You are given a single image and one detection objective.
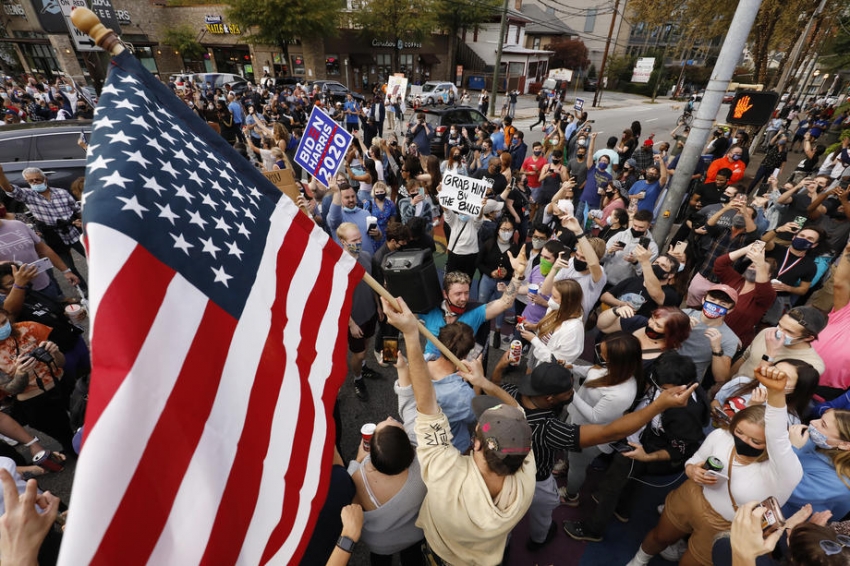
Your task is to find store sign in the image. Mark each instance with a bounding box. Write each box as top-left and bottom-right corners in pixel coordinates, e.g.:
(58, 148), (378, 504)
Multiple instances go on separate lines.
(88, 0), (121, 33)
(1, 2), (25, 17)
(116, 9), (130, 24)
(204, 14), (241, 34)
(631, 57), (654, 84)
(371, 39), (422, 50)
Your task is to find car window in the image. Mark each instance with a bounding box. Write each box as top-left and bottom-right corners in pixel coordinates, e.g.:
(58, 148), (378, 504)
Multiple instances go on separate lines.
(32, 133), (86, 161)
(423, 114), (440, 127)
(467, 110), (487, 125)
(421, 84), (435, 93)
(0, 136), (30, 163)
(447, 110), (471, 124)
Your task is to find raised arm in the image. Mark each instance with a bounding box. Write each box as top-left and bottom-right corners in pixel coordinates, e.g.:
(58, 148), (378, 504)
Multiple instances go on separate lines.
(484, 247), (527, 320)
(833, 241), (850, 312)
(382, 297), (437, 414)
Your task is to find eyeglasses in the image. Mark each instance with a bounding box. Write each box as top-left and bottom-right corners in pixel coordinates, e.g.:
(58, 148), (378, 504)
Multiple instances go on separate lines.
(820, 535), (850, 555)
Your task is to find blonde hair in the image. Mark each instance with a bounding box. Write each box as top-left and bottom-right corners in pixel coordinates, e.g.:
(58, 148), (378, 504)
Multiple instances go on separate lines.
(336, 222), (359, 242)
(537, 279), (583, 339)
(822, 410), (850, 488)
(372, 181), (388, 196)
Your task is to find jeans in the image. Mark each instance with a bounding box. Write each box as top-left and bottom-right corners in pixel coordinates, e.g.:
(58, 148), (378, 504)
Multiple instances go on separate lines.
(478, 274), (507, 331)
(528, 475), (561, 542)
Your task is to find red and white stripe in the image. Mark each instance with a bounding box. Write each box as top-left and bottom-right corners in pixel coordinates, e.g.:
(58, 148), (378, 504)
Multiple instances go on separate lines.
(58, 200), (360, 565)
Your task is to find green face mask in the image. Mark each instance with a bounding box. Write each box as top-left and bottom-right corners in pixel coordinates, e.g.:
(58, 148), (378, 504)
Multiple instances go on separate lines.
(539, 258), (554, 275)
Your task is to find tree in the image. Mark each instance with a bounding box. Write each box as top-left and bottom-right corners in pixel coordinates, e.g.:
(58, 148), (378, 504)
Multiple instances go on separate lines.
(225, 0), (345, 79)
(433, 0), (501, 81)
(354, 0), (436, 73)
(546, 38), (590, 72)
(161, 25), (206, 71)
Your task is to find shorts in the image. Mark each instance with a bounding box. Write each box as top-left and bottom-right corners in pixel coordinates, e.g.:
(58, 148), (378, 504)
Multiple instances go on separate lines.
(663, 479), (731, 566)
(348, 315), (377, 353)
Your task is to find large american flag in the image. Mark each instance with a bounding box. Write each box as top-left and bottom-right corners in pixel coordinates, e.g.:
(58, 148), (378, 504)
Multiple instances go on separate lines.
(58, 51), (363, 565)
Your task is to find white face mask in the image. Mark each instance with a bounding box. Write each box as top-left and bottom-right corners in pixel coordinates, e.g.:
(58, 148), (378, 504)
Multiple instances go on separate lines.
(547, 298), (560, 311)
(498, 230), (513, 241)
(606, 215), (614, 226)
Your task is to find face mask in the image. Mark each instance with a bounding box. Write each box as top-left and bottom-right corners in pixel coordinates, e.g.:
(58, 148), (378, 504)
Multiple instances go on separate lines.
(531, 237), (545, 250)
(444, 299), (465, 315)
(511, 138), (519, 145)
(578, 139), (587, 147)
(719, 194), (731, 204)
(533, 149), (542, 156)
(598, 162), (609, 171)
(606, 215), (614, 226)
(808, 425), (835, 449)
(0, 322), (10, 341)
(651, 264), (668, 280)
(374, 193), (386, 201)
(733, 434), (765, 458)
(550, 139), (560, 145)
(645, 327), (665, 341)
(576, 153), (586, 160)
(450, 129), (457, 135)
(458, 214), (470, 223)
(775, 328), (799, 347)
(572, 258), (588, 272)
(498, 230), (513, 241)
(547, 298), (560, 311)
(630, 228), (645, 238)
(345, 242), (362, 256)
(791, 237), (814, 251)
(743, 268), (757, 283)
(778, 140), (786, 146)
(539, 258), (554, 275)
(342, 204), (358, 213)
(731, 154), (742, 161)
(731, 215), (747, 228)
(703, 300), (728, 319)
(31, 183), (47, 192)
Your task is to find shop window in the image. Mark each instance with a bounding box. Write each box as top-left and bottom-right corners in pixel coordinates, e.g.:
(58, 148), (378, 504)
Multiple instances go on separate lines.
(326, 55), (341, 76)
(584, 8), (596, 33)
(399, 54), (413, 75)
(509, 62), (524, 77)
(376, 53), (391, 83)
(291, 54), (306, 76)
(532, 37), (540, 50)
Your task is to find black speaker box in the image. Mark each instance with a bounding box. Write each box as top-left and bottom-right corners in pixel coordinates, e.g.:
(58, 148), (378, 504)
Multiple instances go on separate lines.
(382, 249), (442, 314)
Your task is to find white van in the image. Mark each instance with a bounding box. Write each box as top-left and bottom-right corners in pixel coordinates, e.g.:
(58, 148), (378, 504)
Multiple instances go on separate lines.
(193, 73), (247, 91)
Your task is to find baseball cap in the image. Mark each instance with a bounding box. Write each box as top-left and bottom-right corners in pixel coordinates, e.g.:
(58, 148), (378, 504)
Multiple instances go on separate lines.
(787, 306), (828, 338)
(625, 158), (637, 169)
(707, 284), (738, 306)
(643, 139), (654, 147)
(471, 396), (532, 459)
(483, 200), (504, 216)
(518, 362), (573, 396)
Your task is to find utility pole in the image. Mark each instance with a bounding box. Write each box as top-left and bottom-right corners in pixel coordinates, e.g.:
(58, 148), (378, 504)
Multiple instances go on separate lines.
(489, 0), (510, 118)
(592, 0), (619, 108)
(651, 34), (670, 103)
(652, 0), (764, 247)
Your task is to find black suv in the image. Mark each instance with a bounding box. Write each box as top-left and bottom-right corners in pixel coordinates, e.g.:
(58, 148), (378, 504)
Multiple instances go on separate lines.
(0, 121), (91, 194)
(309, 80), (366, 105)
(413, 106), (492, 157)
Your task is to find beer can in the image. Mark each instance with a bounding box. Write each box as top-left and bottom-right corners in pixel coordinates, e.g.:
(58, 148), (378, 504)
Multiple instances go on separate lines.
(32, 450), (64, 473)
(508, 340), (523, 366)
(703, 456), (723, 473)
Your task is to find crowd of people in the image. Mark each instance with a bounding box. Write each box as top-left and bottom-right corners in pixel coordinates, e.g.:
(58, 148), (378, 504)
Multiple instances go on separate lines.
(3, 71), (850, 565)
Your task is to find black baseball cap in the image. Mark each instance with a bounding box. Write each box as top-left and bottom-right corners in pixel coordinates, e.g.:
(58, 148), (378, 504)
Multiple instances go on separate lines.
(517, 362), (573, 396)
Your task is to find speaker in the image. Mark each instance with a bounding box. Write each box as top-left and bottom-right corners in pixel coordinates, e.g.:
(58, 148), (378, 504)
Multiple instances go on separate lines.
(383, 249), (442, 314)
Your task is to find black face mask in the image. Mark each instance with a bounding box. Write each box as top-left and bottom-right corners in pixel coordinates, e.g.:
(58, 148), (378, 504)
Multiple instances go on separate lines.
(651, 264), (668, 280)
(573, 258), (588, 272)
(734, 434), (764, 458)
(630, 228), (646, 238)
(719, 194), (731, 204)
(645, 327), (665, 341)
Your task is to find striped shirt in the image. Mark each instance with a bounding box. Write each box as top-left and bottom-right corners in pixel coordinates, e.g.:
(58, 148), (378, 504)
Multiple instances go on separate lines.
(503, 384), (580, 481)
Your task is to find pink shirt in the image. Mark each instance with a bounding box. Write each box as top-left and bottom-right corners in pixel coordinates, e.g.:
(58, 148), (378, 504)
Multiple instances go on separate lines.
(813, 302), (850, 390)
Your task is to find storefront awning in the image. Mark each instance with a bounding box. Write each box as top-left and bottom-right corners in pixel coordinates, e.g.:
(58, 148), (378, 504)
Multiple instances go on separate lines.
(419, 53), (441, 65)
(350, 53), (374, 66)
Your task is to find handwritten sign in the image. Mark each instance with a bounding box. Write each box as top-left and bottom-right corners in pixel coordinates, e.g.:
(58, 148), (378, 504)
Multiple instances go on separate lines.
(294, 106), (353, 188)
(438, 171), (487, 216)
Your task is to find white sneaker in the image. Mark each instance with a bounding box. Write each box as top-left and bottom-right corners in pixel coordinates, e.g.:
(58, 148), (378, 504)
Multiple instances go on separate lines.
(374, 350), (388, 367)
(660, 539), (688, 562)
(552, 458), (567, 477)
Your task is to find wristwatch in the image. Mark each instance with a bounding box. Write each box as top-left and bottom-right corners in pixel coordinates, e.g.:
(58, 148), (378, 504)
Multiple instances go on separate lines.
(336, 535), (357, 553)
(762, 354), (775, 363)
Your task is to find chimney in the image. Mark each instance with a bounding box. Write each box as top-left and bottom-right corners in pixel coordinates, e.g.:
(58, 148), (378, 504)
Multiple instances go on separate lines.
(515, 0), (522, 11)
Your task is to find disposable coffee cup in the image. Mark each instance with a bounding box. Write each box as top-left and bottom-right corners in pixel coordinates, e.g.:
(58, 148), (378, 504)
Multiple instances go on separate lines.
(361, 423), (377, 452)
(64, 303), (86, 323)
(366, 215), (378, 231)
(528, 284), (539, 295)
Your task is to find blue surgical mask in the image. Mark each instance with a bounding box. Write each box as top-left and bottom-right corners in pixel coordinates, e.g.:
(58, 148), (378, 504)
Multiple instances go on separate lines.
(458, 214), (471, 223)
(808, 425), (835, 449)
(598, 162), (609, 171)
(342, 205), (358, 213)
(774, 329), (796, 347)
(0, 322), (11, 340)
(731, 154), (742, 161)
(31, 183), (47, 192)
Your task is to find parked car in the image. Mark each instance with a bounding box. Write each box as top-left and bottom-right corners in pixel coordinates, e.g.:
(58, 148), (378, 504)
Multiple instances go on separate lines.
(540, 78), (568, 99)
(408, 81), (459, 106)
(583, 78), (598, 91)
(413, 106), (492, 157)
(0, 122), (91, 211)
(309, 80), (365, 104)
(722, 91), (735, 104)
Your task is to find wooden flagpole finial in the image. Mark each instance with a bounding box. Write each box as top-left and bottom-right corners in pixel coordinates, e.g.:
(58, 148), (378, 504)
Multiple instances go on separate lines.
(70, 7), (125, 56)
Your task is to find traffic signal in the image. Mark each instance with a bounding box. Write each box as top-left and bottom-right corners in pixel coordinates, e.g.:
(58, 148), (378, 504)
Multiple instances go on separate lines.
(725, 91), (779, 126)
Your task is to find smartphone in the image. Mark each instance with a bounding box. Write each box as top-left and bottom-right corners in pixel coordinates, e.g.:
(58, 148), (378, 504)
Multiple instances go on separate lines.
(794, 216), (807, 229)
(705, 469), (729, 480)
(758, 496), (786, 536)
(638, 236), (651, 249)
(751, 240), (765, 253)
(382, 338), (399, 365)
(418, 187), (425, 198)
(711, 406), (732, 426)
(771, 168), (780, 179)
(673, 241), (688, 254)
(608, 439), (634, 453)
(28, 257), (52, 275)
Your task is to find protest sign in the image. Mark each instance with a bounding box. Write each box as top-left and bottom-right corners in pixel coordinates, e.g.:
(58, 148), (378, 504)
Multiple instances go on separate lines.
(294, 106), (354, 188)
(438, 171), (487, 216)
(387, 75), (408, 102)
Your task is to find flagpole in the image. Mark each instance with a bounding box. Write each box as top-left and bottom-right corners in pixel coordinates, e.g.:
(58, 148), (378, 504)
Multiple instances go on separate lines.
(72, 7), (469, 372)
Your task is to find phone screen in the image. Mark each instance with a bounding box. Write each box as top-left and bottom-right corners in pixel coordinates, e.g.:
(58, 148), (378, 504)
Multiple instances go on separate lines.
(382, 338), (399, 364)
(639, 237), (651, 249)
(608, 439), (634, 453)
(29, 257), (52, 275)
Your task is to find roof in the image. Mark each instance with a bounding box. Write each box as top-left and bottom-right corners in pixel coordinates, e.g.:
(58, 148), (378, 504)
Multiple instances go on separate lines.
(521, 4), (577, 35)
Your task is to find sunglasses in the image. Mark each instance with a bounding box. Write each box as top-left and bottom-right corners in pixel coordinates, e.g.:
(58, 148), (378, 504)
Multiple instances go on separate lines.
(820, 535), (850, 555)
